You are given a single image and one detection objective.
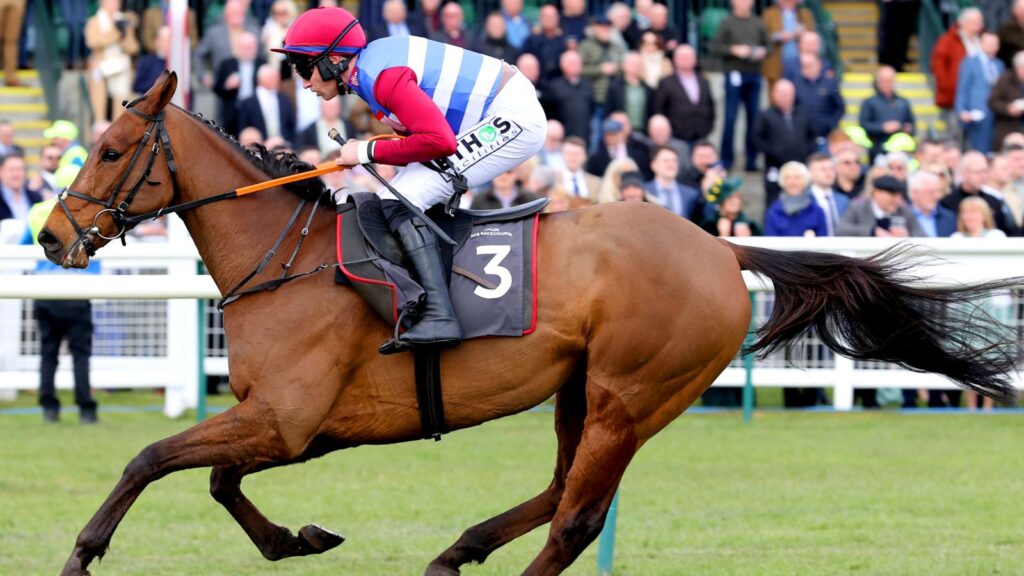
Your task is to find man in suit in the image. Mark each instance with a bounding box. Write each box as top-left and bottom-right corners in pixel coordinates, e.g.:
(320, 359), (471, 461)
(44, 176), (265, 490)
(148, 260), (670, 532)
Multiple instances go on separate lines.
(836, 175), (925, 237)
(294, 97), (355, 159)
(368, 0), (427, 40)
(653, 44), (714, 146)
(645, 146), (702, 221)
(957, 32), (1005, 154)
(193, 0), (260, 91)
(236, 63), (296, 144)
(470, 167), (539, 210)
(587, 113), (651, 178)
(546, 50), (594, 144)
(910, 169), (958, 237)
(806, 153), (850, 236)
(0, 154), (42, 238)
(560, 136), (602, 203)
(752, 79), (815, 207)
(942, 151), (1020, 235)
(213, 31), (264, 137)
(522, 5), (568, 82)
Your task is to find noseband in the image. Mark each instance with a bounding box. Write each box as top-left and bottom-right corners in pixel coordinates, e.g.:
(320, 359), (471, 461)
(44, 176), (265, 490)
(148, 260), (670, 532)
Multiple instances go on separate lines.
(56, 101), (179, 257)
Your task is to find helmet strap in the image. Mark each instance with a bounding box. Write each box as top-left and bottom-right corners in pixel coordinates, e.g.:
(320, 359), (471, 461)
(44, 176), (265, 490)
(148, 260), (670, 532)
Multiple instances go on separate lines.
(310, 18), (360, 94)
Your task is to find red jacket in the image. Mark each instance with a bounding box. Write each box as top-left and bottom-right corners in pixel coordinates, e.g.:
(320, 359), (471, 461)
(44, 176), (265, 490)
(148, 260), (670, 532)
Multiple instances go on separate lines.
(931, 25), (968, 108)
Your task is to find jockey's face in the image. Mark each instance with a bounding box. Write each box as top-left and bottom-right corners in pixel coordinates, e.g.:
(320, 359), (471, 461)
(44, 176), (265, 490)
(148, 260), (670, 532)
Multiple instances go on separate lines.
(302, 54), (354, 101)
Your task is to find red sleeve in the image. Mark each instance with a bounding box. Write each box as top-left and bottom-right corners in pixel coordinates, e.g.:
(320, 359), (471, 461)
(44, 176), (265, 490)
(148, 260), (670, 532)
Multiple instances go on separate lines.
(369, 66), (457, 165)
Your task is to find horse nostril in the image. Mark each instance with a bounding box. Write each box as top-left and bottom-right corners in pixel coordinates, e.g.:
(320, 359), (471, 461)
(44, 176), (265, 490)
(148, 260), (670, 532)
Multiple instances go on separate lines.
(37, 228), (62, 252)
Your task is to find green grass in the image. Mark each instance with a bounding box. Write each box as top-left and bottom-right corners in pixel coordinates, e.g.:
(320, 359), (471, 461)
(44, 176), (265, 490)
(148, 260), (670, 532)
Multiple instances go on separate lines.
(2, 401), (1023, 575)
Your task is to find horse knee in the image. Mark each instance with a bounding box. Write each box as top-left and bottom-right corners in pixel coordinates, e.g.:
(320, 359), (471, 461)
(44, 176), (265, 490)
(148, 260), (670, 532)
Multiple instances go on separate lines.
(121, 444), (161, 485)
(209, 467), (239, 504)
(551, 508), (607, 557)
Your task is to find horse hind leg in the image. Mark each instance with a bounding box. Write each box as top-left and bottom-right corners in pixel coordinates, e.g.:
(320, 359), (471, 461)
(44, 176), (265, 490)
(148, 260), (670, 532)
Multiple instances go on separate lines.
(424, 369), (588, 576)
(209, 439), (345, 562)
(59, 399), (311, 576)
(521, 382), (639, 576)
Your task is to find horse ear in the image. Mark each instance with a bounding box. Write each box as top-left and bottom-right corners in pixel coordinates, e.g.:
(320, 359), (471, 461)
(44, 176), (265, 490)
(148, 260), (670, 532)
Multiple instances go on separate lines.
(139, 70), (178, 114)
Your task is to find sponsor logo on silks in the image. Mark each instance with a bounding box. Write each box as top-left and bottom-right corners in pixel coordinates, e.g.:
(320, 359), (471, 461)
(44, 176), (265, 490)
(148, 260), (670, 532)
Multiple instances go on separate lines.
(470, 226), (514, 239)
(375, 111), (408, 132)
(448, 116), (523, 174)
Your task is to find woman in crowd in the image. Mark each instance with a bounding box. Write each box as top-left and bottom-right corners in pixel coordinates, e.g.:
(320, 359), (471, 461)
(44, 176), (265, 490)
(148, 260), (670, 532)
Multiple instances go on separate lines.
(701, 176), (759, 237)
(952, 196), (1007, 238)
(598, 157), (642, 203)
(637, 30), (671, 89)
(86, 0), (139, 123)
(764, 161), (828, 236)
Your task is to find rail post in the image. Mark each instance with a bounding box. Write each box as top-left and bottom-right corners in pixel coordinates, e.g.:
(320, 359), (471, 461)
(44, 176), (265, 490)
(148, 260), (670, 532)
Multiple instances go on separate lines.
(596, 490), (620, 575)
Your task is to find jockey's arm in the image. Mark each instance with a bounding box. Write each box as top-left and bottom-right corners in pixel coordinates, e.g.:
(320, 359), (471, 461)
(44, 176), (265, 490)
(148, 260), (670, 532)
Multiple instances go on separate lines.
(355, 67), (458, 166)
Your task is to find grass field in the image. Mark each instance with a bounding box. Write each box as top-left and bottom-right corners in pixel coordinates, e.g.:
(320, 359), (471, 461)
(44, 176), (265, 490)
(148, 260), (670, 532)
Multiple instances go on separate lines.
(2, 392), (1024, 575)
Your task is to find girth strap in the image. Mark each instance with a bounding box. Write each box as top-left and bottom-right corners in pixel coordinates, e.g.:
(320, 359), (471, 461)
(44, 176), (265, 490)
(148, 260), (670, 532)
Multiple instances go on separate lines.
(414, 348), (447, 441)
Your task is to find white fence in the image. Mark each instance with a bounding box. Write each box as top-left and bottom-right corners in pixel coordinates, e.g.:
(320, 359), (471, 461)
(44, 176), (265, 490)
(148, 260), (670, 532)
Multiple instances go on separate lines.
(2, 232), (1023, 417)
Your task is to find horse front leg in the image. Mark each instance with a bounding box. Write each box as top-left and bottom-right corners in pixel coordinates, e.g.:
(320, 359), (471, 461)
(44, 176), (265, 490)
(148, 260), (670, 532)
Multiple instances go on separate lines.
(209, 438), (345, 561)
(60, 399), (303, 576)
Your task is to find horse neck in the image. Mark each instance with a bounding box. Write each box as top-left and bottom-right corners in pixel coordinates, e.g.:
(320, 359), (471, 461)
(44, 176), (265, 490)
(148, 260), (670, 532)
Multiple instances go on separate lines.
(166, 110), (308, 295)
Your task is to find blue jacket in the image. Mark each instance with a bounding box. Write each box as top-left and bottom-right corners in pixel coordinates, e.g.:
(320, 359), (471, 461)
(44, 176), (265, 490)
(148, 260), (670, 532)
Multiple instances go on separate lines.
(764, 199), (829, 237)
(789, 72), (846, 139)
(956, 54), (1004, 116)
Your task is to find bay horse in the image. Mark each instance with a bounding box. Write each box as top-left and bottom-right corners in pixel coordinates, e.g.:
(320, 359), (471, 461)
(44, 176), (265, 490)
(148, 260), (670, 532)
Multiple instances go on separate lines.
(39, 72), (1020, 576)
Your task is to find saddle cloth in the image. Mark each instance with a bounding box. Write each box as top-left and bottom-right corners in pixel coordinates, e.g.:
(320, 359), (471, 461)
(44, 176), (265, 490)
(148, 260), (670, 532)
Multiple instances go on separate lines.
(335, 192), (544, 339)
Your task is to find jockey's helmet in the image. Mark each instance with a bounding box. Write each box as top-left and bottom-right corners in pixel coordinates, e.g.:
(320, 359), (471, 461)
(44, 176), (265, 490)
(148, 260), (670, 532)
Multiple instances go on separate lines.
(272, 7), (366, 82)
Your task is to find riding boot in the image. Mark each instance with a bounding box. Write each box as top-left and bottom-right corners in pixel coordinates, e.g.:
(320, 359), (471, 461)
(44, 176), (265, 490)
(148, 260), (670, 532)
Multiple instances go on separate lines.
(385, 216), (462, 352)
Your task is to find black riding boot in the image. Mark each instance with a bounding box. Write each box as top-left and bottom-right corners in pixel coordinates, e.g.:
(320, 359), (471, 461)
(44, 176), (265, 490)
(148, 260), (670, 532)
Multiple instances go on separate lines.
(383, 212), (463, 352)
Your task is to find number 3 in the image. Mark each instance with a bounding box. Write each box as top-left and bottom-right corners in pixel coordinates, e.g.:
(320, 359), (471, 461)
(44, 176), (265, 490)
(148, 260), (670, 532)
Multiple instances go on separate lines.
(474, 245), (512, 299)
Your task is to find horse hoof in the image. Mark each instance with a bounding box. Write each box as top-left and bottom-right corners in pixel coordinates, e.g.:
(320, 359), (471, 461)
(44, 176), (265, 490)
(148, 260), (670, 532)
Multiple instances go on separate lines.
(423, 563), (460, 576)
(297, 524), (345, 553)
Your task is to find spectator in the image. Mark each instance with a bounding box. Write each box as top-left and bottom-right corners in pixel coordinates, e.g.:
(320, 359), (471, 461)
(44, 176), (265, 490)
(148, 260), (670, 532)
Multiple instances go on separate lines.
(261, 0), (296, 78)
(580, 16), (624, 128)
(237, 63), (295, 144)
(0, 154), (40, 227)
(915, 137), (944, 167)
(782, 30), (834, 79)
(607, 2), (641, 50)
(545, 187), (575, 212)
(714, 0), (769, 171)
(807, 153), (849, 236)
(988, 52), (1024, 150)
(134, 25), (169, 95)
(941, 137), (963, 175)
(702, 176), (759, 237)
(294, 97), (354, 158)
(832, 143), (867, 198)
(471, 167), (539, 210)
(605, 52), (653, 133)
(29, 144), (61, 196)
(884, 151), (911, 183)
(637, 32), (670, 88)
(997, 0), (1024, 67)
(193, 0), (260, 91)
(59, 0), (89, 69)
(753, 79), (815, 207)
(879, 0), (919, 71)
(546, 50), (594, 143)
(561, 0), (589, 46)
(952, 195), (1008, 237)
(988, 153), (1022, 224)
(910, 169), (958, 237)
(0, 0), (22, 86)
(933, 8), (985, 137)
(647, 3), (680, 53)
(679, 139), (726, 192)
(942, 151), (1020, 235)
(473, 11), (519, 62)
(619, 171), (656, 202)
(539, 119), (566, 171)
(597, 158), (641, 203)
(837, 174), (925, 236)
(45, 120), (88, 172)
(654, 44), (715, 147)
(957, 32), (1004, 154)
(522, 5), (567, 82)
(765, 161), (828, 237)
(645, 146), (702, 221)
(416, 0), (443, 37)
(643, 114), (689, 180)
(560, 136), (602, 201)
(762, 0), (815, 89)
(238, 126), (263, 148)
(433, 2), (468, 48)
(0, 118), (21, 157)
(790, 52), (845, 151)
(634, 0), (655, 29)
(997, 147), (1024, 226)
(213, 31), (263, 137)
(859, 65), (916, 159)
(86, 0), (139, 123)
(502, 0), (531, 50)
(142, 0), (197, 55)
(369, 0), (426, 40)
(587, 113), (650, 178)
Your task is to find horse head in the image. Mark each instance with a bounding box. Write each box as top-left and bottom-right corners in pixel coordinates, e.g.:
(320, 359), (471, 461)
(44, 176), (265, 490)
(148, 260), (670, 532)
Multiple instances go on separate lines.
(39, 70), (179, 268)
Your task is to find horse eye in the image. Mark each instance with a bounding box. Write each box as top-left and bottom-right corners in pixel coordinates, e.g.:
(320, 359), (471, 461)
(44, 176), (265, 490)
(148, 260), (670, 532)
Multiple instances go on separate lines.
(102, 149), (121, 162)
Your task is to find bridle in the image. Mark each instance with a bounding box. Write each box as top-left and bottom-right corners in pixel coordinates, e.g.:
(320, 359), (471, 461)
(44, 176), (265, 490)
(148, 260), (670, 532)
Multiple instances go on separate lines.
(56, 98), (179, 258)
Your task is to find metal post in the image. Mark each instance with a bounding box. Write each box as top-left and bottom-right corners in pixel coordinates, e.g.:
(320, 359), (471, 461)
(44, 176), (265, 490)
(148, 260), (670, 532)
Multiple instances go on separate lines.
(196, 297), (207, 422)
(742, 291), (756, 424)
(596, 490), (620, 575)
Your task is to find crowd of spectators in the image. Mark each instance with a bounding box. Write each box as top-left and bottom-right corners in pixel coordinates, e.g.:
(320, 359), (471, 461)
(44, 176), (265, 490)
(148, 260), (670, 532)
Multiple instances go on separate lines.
(1, 0), (1023, 412)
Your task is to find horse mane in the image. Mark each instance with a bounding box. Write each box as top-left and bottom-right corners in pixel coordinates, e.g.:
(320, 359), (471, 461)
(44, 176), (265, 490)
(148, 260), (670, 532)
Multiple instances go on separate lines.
(171, 105), (328, 203)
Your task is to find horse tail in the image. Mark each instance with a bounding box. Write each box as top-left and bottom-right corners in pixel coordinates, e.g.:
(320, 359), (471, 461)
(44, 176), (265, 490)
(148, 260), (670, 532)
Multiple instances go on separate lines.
(726, 242), (1022, 402)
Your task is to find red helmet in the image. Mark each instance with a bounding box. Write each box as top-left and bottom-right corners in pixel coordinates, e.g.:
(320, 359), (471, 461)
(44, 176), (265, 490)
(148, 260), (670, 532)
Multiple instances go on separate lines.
(271, 7), (366, 58)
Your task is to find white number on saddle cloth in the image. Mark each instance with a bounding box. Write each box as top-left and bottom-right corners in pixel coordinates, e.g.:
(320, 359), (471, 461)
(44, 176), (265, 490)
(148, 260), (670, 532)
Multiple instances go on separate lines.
(474, 244), (512, 299)
(444, 115), (524, 176)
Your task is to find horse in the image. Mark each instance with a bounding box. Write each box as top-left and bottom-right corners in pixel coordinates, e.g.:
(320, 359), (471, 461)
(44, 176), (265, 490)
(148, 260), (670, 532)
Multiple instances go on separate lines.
(39, 72), (1021, 576)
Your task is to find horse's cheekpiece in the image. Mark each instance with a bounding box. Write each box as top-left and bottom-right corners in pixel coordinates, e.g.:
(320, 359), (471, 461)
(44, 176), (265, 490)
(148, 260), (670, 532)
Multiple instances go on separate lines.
(336, 193), (543, 341)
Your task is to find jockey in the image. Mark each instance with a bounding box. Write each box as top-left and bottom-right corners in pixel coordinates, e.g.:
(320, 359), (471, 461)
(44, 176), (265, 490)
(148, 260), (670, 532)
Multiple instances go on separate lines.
(273, 7), (547, 353)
